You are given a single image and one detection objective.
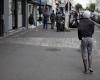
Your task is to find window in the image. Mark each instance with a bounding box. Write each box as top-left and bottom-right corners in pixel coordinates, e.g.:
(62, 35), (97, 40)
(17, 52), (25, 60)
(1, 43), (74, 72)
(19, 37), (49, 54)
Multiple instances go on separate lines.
(9, 0), (13, 15)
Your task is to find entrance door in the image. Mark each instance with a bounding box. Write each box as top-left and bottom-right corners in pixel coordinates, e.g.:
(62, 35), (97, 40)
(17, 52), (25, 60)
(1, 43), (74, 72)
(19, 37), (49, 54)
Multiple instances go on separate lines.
(0, 0), (4, 36)
(12, 0), (18, 29)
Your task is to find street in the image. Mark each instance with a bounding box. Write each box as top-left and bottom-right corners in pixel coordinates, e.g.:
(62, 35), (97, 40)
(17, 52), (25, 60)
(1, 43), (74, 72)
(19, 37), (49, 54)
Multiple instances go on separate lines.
(0, 25), (100, 80)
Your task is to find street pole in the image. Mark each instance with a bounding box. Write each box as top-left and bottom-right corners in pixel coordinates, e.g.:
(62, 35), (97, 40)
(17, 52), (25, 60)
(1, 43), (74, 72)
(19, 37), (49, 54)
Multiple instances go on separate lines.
(26, 0), (28, 29)
(39, 0), (41, 22)
(52, 0), (53, 10)
(65, 0), (70, 30)
(68, 0), (69, 28)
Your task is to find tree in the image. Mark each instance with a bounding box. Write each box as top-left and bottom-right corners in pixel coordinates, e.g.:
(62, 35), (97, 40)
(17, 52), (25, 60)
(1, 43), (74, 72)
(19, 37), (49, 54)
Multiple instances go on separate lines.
(75, 3), (82, 11)
(96, 0), (99, 3)
(88, 3), (95, 12)
(86, 7), (89, 10)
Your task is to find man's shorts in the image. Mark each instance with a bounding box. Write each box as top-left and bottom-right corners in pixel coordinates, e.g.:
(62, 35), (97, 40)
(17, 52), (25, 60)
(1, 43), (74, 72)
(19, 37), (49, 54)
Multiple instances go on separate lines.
(81, 37), (93, 59)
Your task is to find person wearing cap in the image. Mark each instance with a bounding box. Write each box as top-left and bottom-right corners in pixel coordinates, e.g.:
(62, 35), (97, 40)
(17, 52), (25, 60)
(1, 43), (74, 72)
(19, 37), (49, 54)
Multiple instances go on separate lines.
(78, 10), (95, 73)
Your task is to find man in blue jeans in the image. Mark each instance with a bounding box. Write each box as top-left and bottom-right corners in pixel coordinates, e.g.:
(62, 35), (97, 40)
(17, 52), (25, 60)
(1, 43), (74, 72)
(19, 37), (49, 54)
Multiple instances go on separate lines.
(43, 4), (49, 30)
(43, 14), (48, 30)
(78, 11), (94, 74)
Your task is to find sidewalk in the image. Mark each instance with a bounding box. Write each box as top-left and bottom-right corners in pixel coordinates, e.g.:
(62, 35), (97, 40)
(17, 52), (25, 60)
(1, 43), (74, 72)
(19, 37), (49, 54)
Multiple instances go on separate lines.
(0, 25), (100, 80)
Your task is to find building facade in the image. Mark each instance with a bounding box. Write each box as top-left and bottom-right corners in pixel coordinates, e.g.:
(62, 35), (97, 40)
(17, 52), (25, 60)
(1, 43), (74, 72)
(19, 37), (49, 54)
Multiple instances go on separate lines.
(0, 0), (28, 36)
(0, 0), (54, 36)
(27, 0), (53, 26)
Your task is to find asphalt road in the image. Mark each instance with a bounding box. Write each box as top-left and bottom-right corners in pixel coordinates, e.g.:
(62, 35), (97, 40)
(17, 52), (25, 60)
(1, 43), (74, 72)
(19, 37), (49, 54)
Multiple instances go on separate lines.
(0, 25), (100, 80)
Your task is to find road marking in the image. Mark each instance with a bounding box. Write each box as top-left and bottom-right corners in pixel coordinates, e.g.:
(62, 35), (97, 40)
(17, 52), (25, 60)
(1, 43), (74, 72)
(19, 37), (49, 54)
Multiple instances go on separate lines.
(6, 37), (81, 49)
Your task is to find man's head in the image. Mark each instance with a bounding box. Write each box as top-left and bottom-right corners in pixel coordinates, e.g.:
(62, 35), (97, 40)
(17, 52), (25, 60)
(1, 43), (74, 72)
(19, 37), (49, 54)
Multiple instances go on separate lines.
(83, 10), (91, 18)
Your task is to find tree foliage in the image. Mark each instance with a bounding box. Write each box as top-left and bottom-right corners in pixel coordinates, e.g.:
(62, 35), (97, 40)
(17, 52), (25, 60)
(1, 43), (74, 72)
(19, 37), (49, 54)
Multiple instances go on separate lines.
(75, 3), (82, 11)
(88, 3), (95, 12)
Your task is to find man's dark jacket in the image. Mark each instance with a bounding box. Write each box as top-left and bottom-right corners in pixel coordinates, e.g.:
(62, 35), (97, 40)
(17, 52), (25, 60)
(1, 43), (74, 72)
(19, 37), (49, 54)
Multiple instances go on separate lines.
(78, 18), (94, 40)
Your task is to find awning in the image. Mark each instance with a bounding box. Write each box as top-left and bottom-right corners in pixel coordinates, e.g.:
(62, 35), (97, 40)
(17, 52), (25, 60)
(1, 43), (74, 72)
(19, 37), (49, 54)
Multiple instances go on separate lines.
(27, 0), (52, 7)
(27, 0), (39, 5)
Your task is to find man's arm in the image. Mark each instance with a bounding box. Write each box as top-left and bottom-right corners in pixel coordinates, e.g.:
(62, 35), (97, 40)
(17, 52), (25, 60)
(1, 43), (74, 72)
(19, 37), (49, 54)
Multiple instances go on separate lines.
(91, 23), (94, 35)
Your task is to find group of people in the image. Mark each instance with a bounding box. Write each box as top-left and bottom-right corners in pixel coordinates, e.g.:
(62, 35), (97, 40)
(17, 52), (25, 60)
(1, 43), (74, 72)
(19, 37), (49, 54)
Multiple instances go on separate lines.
(29, 7), (95, 74)
(55, 9), (65, 32)
(43, 8), (65, 32)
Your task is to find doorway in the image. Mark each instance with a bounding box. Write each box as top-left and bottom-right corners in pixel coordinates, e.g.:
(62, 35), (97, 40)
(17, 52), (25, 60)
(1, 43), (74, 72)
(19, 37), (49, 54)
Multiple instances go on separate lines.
(0, 0), (4, 36)
(12, 0), (18, 29)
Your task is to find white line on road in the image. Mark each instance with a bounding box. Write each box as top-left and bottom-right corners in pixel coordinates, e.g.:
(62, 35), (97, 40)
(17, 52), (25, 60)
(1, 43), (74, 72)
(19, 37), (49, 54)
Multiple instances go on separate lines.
(6, 37), (81, 49)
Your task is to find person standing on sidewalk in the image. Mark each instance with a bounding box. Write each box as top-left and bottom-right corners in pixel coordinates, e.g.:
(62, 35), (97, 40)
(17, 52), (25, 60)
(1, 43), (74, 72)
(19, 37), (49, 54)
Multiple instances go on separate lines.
(28, 14), (35, 30)
(29, 14), (34, 25)
(60, 11), (65, 31)
(78, 11), (95, 74)
(50, 10), (55, 29)
(56, 11), (62, 32)
(43, 4), (49, 30)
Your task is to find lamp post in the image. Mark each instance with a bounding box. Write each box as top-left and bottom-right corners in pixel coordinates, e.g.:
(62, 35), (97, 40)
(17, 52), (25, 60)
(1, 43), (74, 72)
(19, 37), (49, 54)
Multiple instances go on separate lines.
(65, 0), (72, 29)
(68, 0), (70, 28)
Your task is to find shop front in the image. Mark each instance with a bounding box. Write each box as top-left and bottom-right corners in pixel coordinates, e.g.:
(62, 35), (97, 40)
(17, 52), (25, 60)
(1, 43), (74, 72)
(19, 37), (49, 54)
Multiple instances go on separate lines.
(2, 0), (27, 36)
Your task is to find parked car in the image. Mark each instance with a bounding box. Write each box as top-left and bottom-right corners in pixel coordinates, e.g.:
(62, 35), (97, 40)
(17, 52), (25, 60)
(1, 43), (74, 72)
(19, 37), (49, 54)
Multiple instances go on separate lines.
(90, 12), (99, 23)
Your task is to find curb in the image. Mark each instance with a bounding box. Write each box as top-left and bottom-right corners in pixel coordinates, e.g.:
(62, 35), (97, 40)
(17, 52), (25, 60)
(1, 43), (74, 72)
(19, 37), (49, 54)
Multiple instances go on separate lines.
(0, 27), (27, 39)
(0, 25), (42, 39)
(64, 28), (77, 32)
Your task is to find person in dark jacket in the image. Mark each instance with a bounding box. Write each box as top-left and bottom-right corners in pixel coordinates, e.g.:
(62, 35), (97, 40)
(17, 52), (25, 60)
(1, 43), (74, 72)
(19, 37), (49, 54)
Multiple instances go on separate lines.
(29, 14), (34, 25)
(56, 11), (62, 32)
(50, 10), (55, 29)
(60, 11), (65, 31)
(78, 11), (94, 74)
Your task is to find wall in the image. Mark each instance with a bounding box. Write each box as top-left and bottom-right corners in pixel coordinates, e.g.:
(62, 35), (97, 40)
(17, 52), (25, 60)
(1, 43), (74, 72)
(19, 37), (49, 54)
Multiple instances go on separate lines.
(4, 0), (9, 32)
(4, 0), (23, 32)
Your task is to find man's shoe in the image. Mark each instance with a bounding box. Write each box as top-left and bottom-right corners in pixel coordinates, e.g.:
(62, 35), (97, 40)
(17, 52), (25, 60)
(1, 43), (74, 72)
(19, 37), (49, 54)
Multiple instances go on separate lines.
(83, 70), (88, 74)
(89, 68), (93, 73)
